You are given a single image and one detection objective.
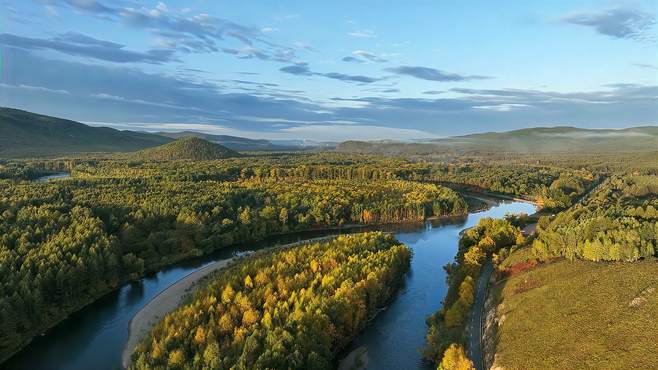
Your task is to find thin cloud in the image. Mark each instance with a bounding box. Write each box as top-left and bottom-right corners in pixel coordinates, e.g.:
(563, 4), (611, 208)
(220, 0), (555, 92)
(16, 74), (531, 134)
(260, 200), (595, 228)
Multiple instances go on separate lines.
(347, 29), (376, 38)
(385, 65), (491, 81)
(344, 50), (388, 63)
(0, 82), (70, 95)
(0, 32), (176, 64)
(633, 63), (658, 70)
(44, 0), (300, 63)
(561, 8), (656, 42)
(342, 56), (363, 63)
(279, 64), (383, 84)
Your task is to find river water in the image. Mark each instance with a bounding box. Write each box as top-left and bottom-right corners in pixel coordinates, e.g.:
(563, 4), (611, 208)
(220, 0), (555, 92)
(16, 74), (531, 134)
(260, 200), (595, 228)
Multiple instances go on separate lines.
(3, 200), (535, 370)
(35, 172), (71, 182)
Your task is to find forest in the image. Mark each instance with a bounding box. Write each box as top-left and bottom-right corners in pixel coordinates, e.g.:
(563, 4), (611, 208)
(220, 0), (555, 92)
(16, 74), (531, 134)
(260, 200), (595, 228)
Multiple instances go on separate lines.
(532, 175), (658, 262)
(0, 156), (465, 362)
(0, 151), (603, 364)
(129, 233), (411, 369)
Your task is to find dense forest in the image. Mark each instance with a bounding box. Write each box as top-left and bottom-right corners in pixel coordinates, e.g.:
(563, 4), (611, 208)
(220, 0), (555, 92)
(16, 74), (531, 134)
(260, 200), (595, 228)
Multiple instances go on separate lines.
(0, 150), (602, 363)
(532, 175), (658, 262)
(130, 233), (411, 369)
(134, 137), (241, 161)
(423, 218), (524, 366)
(0, 156), (465, 362)
(2, 151), (595, 210)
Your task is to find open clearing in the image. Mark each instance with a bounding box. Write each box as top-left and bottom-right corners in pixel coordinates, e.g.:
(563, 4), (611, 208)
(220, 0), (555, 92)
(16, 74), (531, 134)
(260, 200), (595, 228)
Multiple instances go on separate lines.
(489, 252), (658, 370)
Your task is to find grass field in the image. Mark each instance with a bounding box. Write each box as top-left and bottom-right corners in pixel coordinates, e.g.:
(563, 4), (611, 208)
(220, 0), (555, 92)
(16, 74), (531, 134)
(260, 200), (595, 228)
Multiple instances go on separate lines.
(488, 250), (658, 370)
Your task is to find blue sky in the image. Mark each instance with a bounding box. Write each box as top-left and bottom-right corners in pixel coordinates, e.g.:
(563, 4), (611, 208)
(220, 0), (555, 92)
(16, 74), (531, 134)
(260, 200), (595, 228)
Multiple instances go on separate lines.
(1, 0), (657, 140)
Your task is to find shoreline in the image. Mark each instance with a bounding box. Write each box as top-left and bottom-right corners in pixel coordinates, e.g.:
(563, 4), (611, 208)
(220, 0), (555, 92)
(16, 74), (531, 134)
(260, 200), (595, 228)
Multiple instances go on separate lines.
(4, 190), (493, 367)
(121, 258), (234, 369)
(121, 235), (342, 369)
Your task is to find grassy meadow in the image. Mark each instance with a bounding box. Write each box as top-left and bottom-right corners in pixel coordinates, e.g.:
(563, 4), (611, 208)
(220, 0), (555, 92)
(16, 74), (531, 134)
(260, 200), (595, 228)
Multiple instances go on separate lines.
(489, 251), (658, 370)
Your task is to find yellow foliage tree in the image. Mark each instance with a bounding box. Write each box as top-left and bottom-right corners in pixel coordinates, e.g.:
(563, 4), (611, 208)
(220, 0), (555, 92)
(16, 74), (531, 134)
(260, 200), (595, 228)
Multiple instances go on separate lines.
(167, 349), (185, 367)
(458, 276), (475, 307)
(244, 275), (254, 289)
(194, 326), (206, 344)
(221, 285), (235, 303)
(242, 308), (260, 326)
(439, 344), (475, 370)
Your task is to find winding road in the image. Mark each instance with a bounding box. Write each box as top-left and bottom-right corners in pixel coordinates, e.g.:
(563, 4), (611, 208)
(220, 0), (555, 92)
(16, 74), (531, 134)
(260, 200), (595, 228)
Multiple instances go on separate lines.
(467, 258), (493, 370)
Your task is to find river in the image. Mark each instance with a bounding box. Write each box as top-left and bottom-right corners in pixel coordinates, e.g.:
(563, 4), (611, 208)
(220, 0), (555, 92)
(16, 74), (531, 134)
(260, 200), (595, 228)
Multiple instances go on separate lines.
(35, 172), (71, 182)
(3, 200), (535, 370)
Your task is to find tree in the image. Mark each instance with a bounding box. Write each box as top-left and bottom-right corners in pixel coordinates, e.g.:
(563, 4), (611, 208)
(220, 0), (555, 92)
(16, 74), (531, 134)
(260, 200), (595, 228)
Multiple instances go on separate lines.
(439, 344), (475, 370)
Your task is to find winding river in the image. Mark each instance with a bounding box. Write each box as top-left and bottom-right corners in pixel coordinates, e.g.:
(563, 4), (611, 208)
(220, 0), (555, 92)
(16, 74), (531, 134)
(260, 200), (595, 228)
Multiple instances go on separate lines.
(3, 199), (535, 370)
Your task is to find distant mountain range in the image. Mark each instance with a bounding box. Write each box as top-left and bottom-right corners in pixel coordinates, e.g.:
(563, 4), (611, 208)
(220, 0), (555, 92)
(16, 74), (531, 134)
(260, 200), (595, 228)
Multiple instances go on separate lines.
(337, 126), (658, 154)
(0, 108), (329, 157)
(1, 108), (656, 157)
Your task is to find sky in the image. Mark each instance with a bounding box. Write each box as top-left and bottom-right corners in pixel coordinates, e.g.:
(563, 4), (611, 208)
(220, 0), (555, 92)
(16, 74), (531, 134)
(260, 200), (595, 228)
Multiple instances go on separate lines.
(1, 0), (657, 141)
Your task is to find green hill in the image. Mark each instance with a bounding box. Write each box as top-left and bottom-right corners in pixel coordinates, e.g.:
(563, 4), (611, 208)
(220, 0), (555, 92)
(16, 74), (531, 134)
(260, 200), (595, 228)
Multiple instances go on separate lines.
(134, 137), (241, 160)
(156, 131), (283, 151)
(336, 126), (658, 154)
(0, 108), (172, 158)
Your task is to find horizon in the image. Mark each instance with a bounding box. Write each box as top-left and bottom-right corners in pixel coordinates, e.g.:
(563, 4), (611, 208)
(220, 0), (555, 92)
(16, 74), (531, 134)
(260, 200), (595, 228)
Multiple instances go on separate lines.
(1, 1), (657, 141)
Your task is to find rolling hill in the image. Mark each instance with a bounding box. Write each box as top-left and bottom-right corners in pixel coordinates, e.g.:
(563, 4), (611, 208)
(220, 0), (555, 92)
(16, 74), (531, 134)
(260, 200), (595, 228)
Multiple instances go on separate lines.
(156, 131), (280, 151)
(437, 126), (658, 152)
(0, 108), (172, 157)
(134, 137), (241, 161)
(336, 126), (658, 154)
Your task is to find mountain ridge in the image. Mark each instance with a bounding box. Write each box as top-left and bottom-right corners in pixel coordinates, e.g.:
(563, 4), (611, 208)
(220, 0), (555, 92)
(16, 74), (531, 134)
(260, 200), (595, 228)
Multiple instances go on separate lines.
(337, 125), (658, 154)
(0, 107), (172, 157)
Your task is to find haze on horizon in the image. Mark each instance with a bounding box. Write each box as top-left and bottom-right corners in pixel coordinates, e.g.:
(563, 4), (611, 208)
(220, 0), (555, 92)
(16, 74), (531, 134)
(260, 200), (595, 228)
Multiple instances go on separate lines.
(1, 0), (657, 141)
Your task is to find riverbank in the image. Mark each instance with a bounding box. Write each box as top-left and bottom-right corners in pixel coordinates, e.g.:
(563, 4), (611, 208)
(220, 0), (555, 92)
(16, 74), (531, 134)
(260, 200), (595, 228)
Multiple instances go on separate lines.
(121, 235), (342, 369)
(121, 258), (233, 368)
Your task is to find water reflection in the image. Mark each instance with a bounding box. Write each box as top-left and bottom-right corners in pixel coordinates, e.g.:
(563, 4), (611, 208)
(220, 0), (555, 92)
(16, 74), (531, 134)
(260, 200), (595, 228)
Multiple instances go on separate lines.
(342, 200), (536, 370)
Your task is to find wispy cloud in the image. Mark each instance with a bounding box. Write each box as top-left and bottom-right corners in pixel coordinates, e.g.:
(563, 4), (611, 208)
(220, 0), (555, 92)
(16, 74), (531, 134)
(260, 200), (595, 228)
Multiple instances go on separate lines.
(279, 64), (383, 83)
(473, 103), (530, 112)
(342, 50), (388, 63)
(633, 63), (658, 70)
(0, 82), (70, 94)
(385, 65), (491, 81)
(0, 32), (176, 64)
(347, 29), (376, 38)
(561, 7), (656, 42)
(42, 0), (299, 62)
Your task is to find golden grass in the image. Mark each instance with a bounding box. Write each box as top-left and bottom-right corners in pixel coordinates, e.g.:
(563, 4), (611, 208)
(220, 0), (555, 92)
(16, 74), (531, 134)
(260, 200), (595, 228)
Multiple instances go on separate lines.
(491, 257), (658, 370)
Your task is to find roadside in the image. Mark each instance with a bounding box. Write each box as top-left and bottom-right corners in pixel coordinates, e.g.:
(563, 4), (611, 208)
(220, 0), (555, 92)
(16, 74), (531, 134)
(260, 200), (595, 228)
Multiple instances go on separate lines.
(467, 259), (494, 370)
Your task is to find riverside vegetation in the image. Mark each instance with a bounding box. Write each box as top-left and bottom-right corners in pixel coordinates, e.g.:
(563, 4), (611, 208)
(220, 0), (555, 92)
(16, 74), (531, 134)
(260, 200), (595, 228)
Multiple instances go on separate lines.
(422, 217), (525, 369)
(0, 148), (470, 362)
(129, 233), (411, 369)
(481, 174), (658, 369)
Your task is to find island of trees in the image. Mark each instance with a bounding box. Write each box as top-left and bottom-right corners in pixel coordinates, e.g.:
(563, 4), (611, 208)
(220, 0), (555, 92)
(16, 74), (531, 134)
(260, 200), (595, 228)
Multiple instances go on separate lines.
(129, 232), (411, 369)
